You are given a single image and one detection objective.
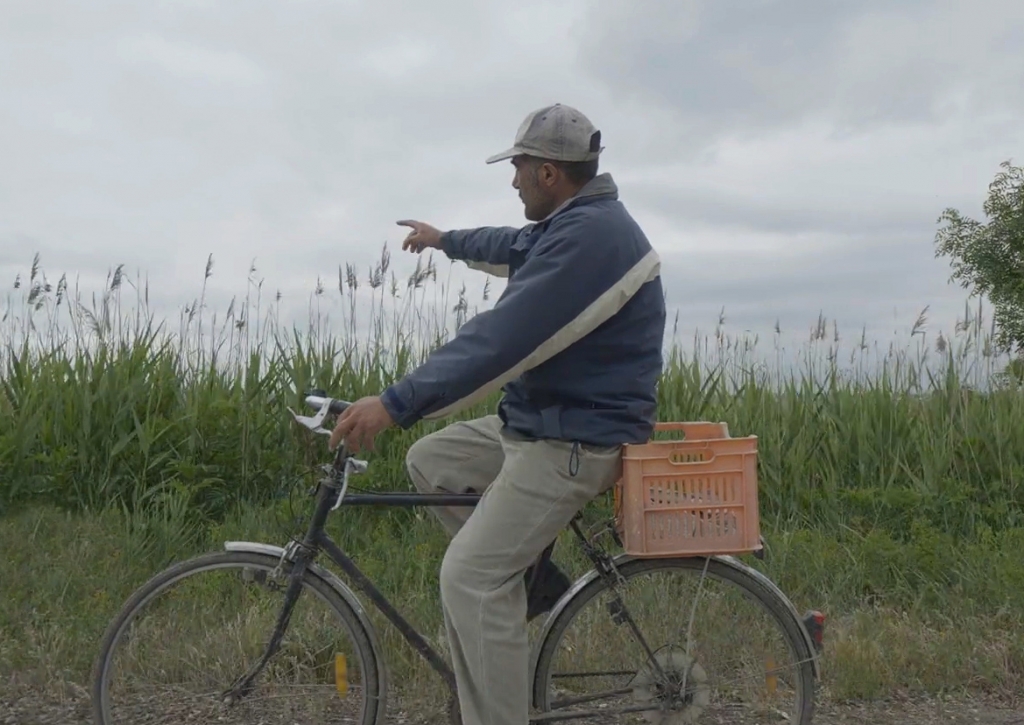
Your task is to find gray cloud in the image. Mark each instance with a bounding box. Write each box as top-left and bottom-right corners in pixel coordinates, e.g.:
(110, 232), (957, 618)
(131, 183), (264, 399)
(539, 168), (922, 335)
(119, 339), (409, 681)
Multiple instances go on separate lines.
(578, 0), (1024, 160)
(660, 232), (955, 333)
(1, 0), (1020, 365)
(632, 183), (932, 238)
(1, 0), (591, 316)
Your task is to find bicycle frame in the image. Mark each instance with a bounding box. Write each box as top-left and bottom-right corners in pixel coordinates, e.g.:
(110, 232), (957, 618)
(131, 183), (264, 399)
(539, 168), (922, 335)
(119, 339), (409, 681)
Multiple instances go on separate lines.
(218, 393), (790, 722)
(221, 439), (630, 711)
(92, 394), (822, 725)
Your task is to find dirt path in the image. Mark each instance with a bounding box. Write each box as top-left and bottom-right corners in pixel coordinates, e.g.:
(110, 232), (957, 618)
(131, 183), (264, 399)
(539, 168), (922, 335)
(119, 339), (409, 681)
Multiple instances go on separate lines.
(815, 695), (1024, 724)
(3, 686), (1023, 725)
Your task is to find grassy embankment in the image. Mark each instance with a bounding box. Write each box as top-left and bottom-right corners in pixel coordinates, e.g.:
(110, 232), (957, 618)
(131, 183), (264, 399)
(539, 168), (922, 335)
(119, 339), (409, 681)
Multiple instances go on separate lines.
(2, 252), (1024, 708)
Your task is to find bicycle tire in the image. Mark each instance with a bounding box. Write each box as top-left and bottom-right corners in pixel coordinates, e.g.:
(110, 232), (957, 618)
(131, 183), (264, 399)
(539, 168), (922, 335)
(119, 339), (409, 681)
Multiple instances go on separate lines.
(531, 556), (816, 724)
(90, 550), (384, 725)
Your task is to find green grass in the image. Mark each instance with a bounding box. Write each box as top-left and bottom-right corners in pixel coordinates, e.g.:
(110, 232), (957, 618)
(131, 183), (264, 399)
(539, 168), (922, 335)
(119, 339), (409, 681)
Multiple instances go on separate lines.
(3, 250), (1024, 705)
(4, 504), (1023, 705)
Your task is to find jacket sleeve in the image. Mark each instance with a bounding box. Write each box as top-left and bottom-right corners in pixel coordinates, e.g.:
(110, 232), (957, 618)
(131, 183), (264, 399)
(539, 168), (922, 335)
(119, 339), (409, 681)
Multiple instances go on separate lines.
(441, 227), (522, 267)
(380, 214), (661, 428)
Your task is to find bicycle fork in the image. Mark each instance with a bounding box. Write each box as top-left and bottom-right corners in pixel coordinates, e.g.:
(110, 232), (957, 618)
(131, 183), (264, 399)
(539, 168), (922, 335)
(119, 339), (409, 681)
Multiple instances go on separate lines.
(221, 539), (315, 705)
(221, 464), (354, 704)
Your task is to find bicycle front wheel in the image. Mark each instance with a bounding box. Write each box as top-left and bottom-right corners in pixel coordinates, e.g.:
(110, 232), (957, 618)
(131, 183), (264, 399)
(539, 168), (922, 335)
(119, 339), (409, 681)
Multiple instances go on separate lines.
(531, 556), (817, 725)
(91, 550), (383, 725)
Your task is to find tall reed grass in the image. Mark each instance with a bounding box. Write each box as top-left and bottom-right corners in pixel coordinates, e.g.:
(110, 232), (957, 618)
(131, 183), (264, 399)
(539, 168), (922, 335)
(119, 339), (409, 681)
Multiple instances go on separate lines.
(5, 250), (1024, 703)
(2, 250), (1022, 544)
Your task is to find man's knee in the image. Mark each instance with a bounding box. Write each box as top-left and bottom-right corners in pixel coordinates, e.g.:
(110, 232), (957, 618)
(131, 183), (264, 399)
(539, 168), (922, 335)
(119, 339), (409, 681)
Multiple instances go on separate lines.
(406, 418), (502, 494)
(405, 430), (443, 492)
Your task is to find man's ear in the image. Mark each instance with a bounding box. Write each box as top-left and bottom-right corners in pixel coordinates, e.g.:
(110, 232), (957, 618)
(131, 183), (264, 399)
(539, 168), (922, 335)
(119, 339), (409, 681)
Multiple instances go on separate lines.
(538, 161), (559, 187)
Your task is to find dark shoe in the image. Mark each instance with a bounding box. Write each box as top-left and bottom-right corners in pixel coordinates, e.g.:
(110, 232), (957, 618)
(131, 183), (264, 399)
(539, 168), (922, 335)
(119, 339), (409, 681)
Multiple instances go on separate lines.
(525, 559), (571, 621)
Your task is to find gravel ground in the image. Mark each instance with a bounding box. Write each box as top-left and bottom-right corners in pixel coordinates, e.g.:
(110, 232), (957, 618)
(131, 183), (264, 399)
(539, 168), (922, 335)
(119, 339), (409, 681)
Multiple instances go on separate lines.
(814, 695), (1024, 725)
(3, 685), (1023, 725)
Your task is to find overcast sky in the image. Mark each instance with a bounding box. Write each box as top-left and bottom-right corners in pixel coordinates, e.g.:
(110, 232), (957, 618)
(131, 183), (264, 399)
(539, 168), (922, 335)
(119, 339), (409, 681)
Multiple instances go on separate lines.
(2, 0), (1022, 360)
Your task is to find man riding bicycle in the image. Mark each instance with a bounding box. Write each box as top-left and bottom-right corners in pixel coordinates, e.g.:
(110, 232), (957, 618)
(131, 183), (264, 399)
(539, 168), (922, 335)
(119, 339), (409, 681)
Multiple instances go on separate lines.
(330, 103), (666, 725)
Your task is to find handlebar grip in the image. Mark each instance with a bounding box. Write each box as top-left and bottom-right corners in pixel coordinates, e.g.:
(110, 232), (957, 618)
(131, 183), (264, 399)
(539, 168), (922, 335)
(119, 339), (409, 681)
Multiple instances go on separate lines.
(303, 394), (351, 416)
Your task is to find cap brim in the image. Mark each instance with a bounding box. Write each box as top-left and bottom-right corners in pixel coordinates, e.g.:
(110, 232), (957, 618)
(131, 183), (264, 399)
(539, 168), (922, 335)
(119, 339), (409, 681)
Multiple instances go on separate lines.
(485, 147), (520, 164)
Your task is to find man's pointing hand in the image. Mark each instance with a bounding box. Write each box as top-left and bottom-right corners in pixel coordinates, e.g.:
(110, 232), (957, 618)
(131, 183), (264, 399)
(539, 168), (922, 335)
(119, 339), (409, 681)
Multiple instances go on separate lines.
(398, 220), (444, 253)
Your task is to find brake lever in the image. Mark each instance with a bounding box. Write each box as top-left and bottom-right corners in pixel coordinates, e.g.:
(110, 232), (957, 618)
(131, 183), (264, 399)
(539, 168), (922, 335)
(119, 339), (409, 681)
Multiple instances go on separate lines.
(287, 396), (334, 436)
(331, 456), (369, 510)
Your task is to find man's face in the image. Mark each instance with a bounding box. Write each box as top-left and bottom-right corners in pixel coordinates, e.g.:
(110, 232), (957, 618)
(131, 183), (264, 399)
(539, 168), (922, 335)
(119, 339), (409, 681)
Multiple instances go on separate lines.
(511, 156), (557, 221)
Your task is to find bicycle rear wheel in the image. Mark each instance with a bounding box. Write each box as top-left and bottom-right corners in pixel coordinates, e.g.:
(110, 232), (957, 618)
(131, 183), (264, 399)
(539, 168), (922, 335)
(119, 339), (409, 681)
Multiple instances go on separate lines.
(531, 556), (817, 724)
(91, 550), (383, 725)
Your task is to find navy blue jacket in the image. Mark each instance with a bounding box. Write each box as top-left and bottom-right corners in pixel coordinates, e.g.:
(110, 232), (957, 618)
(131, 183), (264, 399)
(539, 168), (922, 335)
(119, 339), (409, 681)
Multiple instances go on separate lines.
(380, 173), (666, 446)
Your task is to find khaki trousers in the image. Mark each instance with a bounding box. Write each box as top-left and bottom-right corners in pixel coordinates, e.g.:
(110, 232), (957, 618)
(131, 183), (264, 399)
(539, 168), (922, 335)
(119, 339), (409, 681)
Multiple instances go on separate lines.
(405, 415), (622, 725)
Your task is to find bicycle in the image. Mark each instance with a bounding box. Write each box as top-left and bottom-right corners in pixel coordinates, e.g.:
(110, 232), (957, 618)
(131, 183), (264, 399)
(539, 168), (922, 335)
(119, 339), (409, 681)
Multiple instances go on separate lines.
(91, 392), (826, 725)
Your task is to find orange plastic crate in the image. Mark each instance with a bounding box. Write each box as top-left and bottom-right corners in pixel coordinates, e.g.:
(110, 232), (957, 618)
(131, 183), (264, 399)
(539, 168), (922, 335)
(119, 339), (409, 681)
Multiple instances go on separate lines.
(614, 422), (761, 557)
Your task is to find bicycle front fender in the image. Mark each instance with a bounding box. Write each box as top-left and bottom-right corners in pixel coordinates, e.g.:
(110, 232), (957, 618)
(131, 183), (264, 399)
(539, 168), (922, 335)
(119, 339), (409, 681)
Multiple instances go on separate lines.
(223, 540), (390, 714)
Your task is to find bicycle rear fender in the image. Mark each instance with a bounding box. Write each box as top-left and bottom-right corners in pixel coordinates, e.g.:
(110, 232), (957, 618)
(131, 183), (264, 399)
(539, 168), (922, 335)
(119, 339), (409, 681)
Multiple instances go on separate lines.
(714, 554), (822, 680)
(528, 553), (821, 686)
(223, 540), (390, 722)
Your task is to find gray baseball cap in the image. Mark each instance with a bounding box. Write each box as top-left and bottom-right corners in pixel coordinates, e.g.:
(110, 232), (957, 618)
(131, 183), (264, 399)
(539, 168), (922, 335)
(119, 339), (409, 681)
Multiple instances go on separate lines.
(485, 104), (604, 165)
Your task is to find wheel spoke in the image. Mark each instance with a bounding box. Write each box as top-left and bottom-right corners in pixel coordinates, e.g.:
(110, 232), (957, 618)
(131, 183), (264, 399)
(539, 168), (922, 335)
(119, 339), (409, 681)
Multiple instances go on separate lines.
(549, 686), (635, 709)
(92, 551), (382, 725)
(531, 557), (817, 724)
(530, 702), (664, 723)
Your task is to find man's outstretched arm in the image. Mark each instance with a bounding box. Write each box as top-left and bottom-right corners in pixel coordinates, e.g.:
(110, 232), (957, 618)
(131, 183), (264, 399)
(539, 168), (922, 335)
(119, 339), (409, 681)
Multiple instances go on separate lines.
(441, 227), (520, 266)
(399, 219), (521, 276)
(381, 215), (661, 428)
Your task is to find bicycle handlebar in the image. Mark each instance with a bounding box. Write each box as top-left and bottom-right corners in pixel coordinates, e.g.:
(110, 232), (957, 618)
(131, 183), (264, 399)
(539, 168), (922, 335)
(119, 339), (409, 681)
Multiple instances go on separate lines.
(295, 393), (365, 509)
(304, 394), (351, 416)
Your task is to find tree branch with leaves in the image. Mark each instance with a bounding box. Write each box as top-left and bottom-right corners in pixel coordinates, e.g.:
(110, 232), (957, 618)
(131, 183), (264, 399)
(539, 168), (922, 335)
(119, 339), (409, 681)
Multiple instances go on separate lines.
(935, 160), (1024, 356)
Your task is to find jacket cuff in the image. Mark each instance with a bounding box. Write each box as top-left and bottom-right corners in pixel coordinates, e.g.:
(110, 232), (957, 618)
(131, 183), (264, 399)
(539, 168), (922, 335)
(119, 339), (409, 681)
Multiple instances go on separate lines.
(439, 230), (462, 259)
(380, 380), (422, 429)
